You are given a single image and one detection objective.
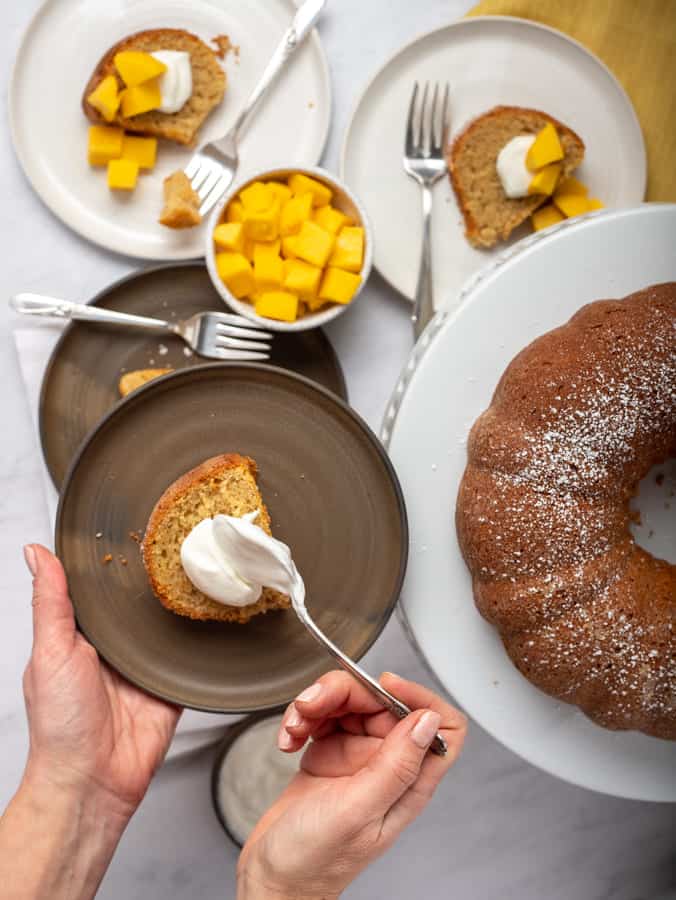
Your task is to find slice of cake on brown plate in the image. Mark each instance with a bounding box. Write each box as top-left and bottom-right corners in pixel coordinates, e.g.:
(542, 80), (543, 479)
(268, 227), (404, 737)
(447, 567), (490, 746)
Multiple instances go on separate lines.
(448, 106), (585, 248)
(82, 28), (226, 146)
(142, 454), (290, 623)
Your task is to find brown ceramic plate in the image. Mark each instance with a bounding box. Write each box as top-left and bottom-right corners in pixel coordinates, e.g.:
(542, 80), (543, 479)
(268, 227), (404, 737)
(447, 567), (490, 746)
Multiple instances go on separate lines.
(40, 263), (347, 489)
(55, 364), (407, 713)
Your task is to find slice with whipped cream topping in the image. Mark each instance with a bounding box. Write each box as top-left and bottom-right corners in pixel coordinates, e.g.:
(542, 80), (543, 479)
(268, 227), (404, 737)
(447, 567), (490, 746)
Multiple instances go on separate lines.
(142, 454), (290, 623)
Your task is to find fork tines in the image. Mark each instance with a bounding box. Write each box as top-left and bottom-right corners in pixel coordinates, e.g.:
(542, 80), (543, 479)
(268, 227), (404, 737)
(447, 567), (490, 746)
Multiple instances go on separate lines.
(406, 81), (451, 157)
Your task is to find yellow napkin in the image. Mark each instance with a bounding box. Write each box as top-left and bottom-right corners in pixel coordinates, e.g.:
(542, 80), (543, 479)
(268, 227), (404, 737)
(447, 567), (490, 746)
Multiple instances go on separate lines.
(468, 0), (676, 200)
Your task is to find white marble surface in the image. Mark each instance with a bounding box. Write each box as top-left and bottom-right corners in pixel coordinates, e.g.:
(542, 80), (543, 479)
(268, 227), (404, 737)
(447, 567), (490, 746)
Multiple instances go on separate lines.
(1, 1), (674, 898)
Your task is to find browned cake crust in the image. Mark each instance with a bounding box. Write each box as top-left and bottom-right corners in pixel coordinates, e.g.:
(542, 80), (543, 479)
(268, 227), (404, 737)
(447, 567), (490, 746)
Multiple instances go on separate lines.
(448, 106), (585, 248)
(455, 283), (676, 739)
(82, 28), (226, 146)
(142, 453), (290, 623)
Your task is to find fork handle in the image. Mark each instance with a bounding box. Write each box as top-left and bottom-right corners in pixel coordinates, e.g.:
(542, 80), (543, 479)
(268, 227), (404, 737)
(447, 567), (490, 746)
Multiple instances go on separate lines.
(223, 0), (326, 144)
(411, 184), (435, 339)
(296, 604), (447, 757)
(11, 293), (173, 333)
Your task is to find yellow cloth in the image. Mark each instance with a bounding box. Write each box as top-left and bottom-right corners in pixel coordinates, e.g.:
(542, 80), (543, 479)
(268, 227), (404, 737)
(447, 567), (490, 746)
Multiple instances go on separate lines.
(467, 0), (676, 200)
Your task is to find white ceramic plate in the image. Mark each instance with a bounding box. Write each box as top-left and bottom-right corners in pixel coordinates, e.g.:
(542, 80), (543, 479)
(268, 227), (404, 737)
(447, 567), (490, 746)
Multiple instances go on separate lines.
(383, 205), (676, 801)
(341, 16), (646, 308)
(10, 0), (331, 260)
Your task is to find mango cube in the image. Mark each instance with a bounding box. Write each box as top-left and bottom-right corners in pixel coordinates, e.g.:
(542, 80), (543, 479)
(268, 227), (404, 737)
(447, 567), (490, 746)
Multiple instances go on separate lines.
(243, 238), (257, 262)
(255, 291), (299, 323)
(266, 181), (293, 206)
(114, 51), (167, 87)
(239, 181), (272, 212)
(120, 80), (162, 117)
(587, 197), (604, 210)
(294, 220), (335, 268)
(318, 267), (362, 305)
(226, 200), (244, 223)
(528, 163), (562, 196)
(279, 193), (313, 236)
(121, 135), (157, 170)
(242, 200), (280, 242)
(215, 252), (255, 298)
(553, 193), (591, 218)
(107, 158), (139, 191)
(213, 222), (245, 253)
(526, 123), (564, 170)
(87, 75), (120, 122)
(88, 125), (124, 166)
(283, 259), (322, 301)
(281, 235), (300, 258)
(531, 204), (565, 232)
(328, 226), (364, 273)
(555, 176), (588, 198)
(288, 173), (332, 207)
(253, 243), (284, 292)
(314, 205), (351, 234)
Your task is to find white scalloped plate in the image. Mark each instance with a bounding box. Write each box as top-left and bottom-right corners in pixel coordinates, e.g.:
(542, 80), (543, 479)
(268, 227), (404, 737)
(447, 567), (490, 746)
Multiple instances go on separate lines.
(384, 205), (676, 801)
(341, 16), (646, 308)
(9, 0), (331, 260)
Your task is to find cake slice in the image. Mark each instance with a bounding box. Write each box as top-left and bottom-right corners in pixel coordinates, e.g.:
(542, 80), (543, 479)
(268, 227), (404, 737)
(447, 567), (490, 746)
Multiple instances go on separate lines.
(448, 106), (585, 248)
(82, 28), (226, 146)
(142, 454), (290, 623)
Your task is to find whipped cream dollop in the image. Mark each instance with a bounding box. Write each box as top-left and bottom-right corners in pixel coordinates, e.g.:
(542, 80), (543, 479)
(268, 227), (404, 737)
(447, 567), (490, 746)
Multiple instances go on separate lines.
(150, 50), (193, 114)
(180, 511), (304, 608)
(496, 135), (536, 199)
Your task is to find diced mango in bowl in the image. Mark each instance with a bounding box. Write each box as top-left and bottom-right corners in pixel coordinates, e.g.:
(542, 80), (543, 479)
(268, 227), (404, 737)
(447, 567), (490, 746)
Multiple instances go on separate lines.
(214, 172), (366, 322)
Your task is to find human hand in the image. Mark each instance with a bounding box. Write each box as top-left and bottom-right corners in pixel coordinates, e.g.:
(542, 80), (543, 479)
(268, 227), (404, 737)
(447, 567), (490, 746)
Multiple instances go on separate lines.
(21, 544), (181, 818)
(237, 670), (466, 899)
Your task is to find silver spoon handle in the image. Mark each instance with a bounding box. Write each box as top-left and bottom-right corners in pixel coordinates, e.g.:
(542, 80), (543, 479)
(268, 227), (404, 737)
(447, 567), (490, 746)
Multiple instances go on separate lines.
(297, 606), (447, 757)
(11, 293), (173, 333)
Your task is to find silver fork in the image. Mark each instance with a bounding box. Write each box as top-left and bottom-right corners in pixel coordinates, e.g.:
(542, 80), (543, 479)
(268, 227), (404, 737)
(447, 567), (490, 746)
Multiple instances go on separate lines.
(186, 0), (326, 218)
(403, 82), (450, 339)
(10, 293), (272, 362)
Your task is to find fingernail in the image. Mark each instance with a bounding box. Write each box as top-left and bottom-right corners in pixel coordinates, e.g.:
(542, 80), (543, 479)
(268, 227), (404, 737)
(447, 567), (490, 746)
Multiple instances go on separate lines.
(411, 711), (441, 749)
(278, 728), (294, 750)
(296, 682), (322, 704)
(23, 545), (37, 577)
(286, 706), (302, 729)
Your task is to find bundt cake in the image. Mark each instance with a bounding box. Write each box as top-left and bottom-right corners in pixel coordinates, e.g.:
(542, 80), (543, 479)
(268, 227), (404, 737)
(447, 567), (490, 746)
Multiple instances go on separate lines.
(456, 283), (676, 739)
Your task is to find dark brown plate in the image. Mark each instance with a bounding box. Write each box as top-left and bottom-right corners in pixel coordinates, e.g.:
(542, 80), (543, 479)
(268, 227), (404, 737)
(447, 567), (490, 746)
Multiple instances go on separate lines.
(40, 263), (347, 489)
(55, 364), (407, 713)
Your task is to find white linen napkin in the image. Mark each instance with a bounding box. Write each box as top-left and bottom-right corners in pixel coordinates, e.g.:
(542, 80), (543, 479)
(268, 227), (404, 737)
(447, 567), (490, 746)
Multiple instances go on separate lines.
(12, 324), (241, 759)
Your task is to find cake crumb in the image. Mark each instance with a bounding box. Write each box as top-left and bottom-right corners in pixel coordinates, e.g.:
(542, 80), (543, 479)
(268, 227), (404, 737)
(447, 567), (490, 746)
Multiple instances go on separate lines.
(129, 530), (142, 543)
(101, 554), (113, 564)
(308, 100), (315, 109)
(211, 34), (233, 59)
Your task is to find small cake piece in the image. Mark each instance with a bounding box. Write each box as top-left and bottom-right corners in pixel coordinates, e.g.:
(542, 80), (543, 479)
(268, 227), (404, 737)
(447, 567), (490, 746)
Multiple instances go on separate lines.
(82, 29), (226, 146)
(87, 76), (121, 122)
(255, 291), (299, 322)
(294, 220), (335, 268)
(142, 454), (290, 623)
(159, 171), (202, 229)
(318, 267), (361, 305)
(216, 252), (255, 298)
(448, 106), (585, 248)
(121, 135), (158, 170)
(108, 158), (139, 191)
(88, 125), (124, 166)
(288, 173), (332, 207)
(328, 226), (364, 273)
(118, 368), (173, 397)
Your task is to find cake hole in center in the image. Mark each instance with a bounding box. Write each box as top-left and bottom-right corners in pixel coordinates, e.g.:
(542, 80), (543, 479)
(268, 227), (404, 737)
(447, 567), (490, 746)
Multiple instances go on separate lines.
(629, 458), (676, 564)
